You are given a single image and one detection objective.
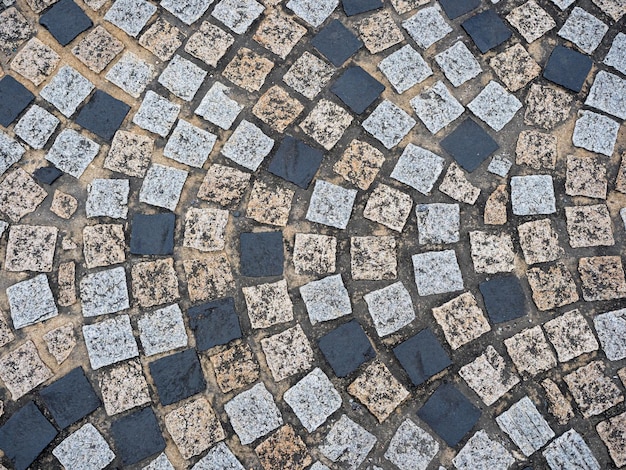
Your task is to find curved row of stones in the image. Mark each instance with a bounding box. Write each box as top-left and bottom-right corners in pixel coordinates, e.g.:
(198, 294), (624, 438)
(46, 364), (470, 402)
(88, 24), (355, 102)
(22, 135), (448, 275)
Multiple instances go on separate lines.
(0, 0), (625, 468)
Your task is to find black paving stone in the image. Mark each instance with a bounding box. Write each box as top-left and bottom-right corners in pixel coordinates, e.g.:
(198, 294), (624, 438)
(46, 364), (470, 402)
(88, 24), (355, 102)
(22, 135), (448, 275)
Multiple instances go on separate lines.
(331, 66), (385, 114)
(111, 407), (165, 466)
(441, 118), (499, 172)
(187, 297), (242, 351)
(130, 213), (175, 255)
(240, 231), (284, 277)
(543, 45), (593, 93)
(318, 320), (376, 377)
(0, 401), (57, 470)
(439, 0), (480, 19)
(39, 0), (93, 46)
(417, 383), (481, 447)
(462, 10), (511, 53)
(33, 166), (63, 185)
(39, 367), (100, 429)
(479, 275), (527, 323)
(149, 349), (206, 406)
(311, 20), (363, 67)
(76, 90), (131, 141)
(268, 136), (324, 189)
(0, 76), (35, 128)
(393, 329), (452, 386)
(342, 0), (383, 16)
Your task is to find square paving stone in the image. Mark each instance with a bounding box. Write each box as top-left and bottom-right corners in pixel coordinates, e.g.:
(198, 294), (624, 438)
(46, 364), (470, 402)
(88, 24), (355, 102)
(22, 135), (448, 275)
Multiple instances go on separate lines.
(224, 382), (283, 445)
(0, 76), (34, 128)
(98, 359), (150, 416)
(385, 419), (438, 470)
(565, 204), (614, 248)
(209, 342), (260, 393)
(40, 367), (100, 429)
(223, 48), (274, 92)
(592, 0), (625, 20)
(363, 100), (415, 149)
(254, 9), (306, 59)
(149, 349), (206, 406)
(52, 423), (114, 470)
(418, 383), (480, 447)
(351, 236), (397, 280)
(573, 110), (619, 157)
(432, 292), (490, 349)
(7, 274), (58, 329)
(348, 360), (409, 422)
(86, 178), (129, 218)
(527, 262), (579, 310)
(434, 41), (482, 87)
(543, 46), (592, 93)
(439, 0), (479, 19)
(14, 105), (59, 150)
(343, 0), (382, 15)
(72, 26), (124, 73)
(139, 164), (188, 211)
(440, 118), (498, 172)
(403, 6), (451, 50)
(585, 70), (626, 120)
(579, 256), (626, 301)
(34, 166), (63, 185)
(105, 130), (153, 178)
(261, 325), (314, 381)
(469, 231), (515, 274)
(240, 231), (283, 277)
(46, 129), (100, 179)
(597, 412), (626, 467)
(158, 55), (207, 102)
(544, 309), (598, 362)
(594, 308), (626, 361)
(268, 136), (323, 189)
(565, 154), (607, 198)
(195, 82), (243, 130)
(439, 162), (481, 204)
(130, 213), (175, 255)
(319, 415), (376, 468)
(243, 279), (293, 329)
(391, 144), (444, 194)
(293, 233), (337, 275)
(111, 407), (165, 466)
(459, 345), (519, 406)
(188, 297), (241, 350)
(453, 430), (514, 470)
(412, 250), (464, 296)
(506, 0), (555, 44)
(197, 164), (250, 208)
(517, 219), (563, 265)
(510, 175), (556, 216)
(334, 139), (384, 190)
(605, 32), (626, 75)
(131, 258), (180, 308)
(364, 184), (412, 232)
(165, 398), (225, 460)
(106, 52), (155, 98)
(283, 367), (341, 432)
(283, 52), (334, 99)
(104, 0), (156, 37)
(0, 341), (52, 400)
(300, 274), (351, 324)
(162, 0), (214, 25)
(133, 91), (180, 137)
(394, 328), (451, 385)
(468, 81), (522, 131)
(138, 304), (188, 356)
(378, 44), (432, 94)
(39, 0), (92, 46)
(139, 18), (184, 61)
(364, 282), (415, 337)
(184, 255), (235, 303)
(490, 44), (541, 92)
(496, 396), (555, 456)
(479, 275), (525, 323)
(541, 378), (574, 426)
(0, 8), (33, 58)
(76, 90), (130, 142)
(515, 130), (557, 170)
(505, 326), (556, 377)
(332, 66), (384, 114)
(558, 7), (607, 54)
(83, 224), (125, 269)
(543, 430), (600, 470)
(287, 0), (337, 27)
(211, 0), (264, 35)
(300, 99), (353, 150)
(524, 83), (572, 130)
(318, 320), (375, 377)
(306, 180), (357, 229)
(193, 442), (245, 470)
(462, 9), (511, 53)
(252, 85), (304, 132)
(5, 224), (57, 272)
(0, 401), (57, 470)
(255, 424), (311, 470)
(183, 207), (228, 251)
(41, 65), (94, 118)
(0, 168), (45, 222)
(221, 119), (274, 171)
(43, 321), (76, 364)
(416, 203), (459, 245)
(564, 361), (623, 418)
(311, 20), (362, 67)
(411, 80), (463, 134)
(83, 315), (139, 369)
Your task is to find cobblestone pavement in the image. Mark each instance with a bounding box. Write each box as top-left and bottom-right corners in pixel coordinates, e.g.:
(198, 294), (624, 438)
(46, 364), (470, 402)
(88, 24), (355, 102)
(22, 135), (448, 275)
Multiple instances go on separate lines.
(0, 0), (625, 468)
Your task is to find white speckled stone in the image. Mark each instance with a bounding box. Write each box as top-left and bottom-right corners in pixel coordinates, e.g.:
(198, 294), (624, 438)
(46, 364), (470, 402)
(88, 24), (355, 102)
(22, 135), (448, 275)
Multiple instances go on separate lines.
(558, 7), (607, 54)
(142, 453), (175, 470)
(7, 274), (58, 329)
(364, 282), (415, 337)
(496, 396), (555, 456)
(106, 52), (155, 98)
(164, 120), (216, 168)
(192, 442), (245, 470)
(0, 130), (25, 177)
(510, 175), (556, 216)
(363, 100), (416, 149)
(378, 45), (433, 94)
(585, 70), (626, 120)
(411, 80), (464, 134)
(221, 120), (274, 171)
(416, 203), (460, 245)
(543, 429), (600, 470)
(138, 304), (188, 356)
(412, 250), (464, 296)
(46, 129), (100, 179)
(53, 424), (115, 470)
(14, 105), (59, 150)
(572, 110), (620, 157)
(83, 315), (139, 369)
(453, 430), (515, 470)
(161, 0), (214, 25)
(385, 419), (439, 470)
(195, 82), (243, 130)
(306, 180), (357, 229)
(158, 54), (207, 101)
(604, 32), (626, 75)
(133, 91), (181, 137)
(435, 41), (482, 87)
(80, 267), (130, 317)
(139, 163), (188, 211)
(468, 81), (522, 131)
(403, 6), (452, 49)
(104, 0), (156, 37)
(594, 308), (626, 361)
(300, 274), (351, 324)
(40, 66), (94, 117)
(487, 154), (513, 177)
(211, 0), (265, 34)
(286, 0), (338, 27)
(320, 415), (377, 468)
(86, 178), (129, 219)
(391, 144), (445, 195)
